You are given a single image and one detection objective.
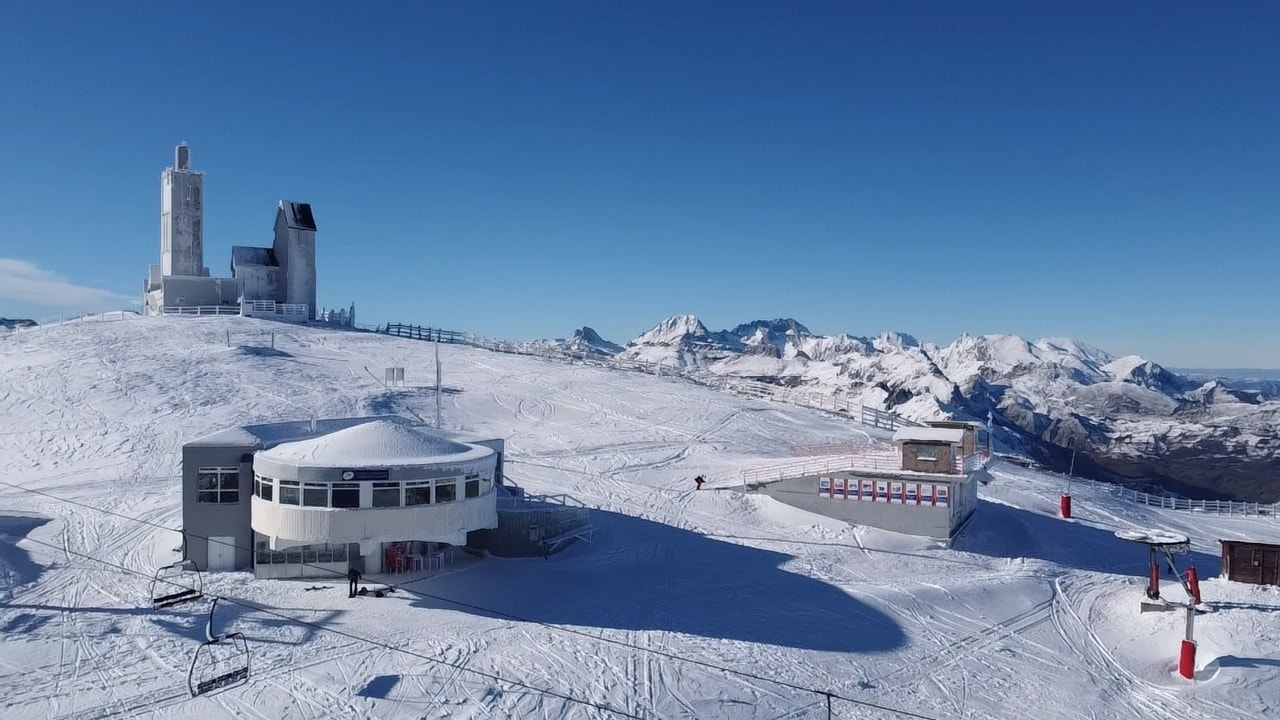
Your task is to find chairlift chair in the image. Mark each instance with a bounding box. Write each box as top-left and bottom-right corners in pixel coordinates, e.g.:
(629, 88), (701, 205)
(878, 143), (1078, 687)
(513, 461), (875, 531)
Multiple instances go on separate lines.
(150, 560), (203, 609)
(188, 598), (251, 697)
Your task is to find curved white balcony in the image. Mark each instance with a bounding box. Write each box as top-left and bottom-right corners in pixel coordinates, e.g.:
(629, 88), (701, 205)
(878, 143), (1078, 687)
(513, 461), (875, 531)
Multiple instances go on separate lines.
(252, 493), (497, 551)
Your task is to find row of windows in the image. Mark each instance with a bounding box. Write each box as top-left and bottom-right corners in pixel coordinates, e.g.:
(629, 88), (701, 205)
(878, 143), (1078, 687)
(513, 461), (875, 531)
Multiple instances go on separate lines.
(252, 472), (493, 509)
(197, 467), (240, 504)
(255, 541), (349, 565)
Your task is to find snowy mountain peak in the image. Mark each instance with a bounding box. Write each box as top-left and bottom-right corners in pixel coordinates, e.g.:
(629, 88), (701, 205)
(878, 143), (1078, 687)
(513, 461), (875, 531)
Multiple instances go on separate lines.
(629, 314), (711, 347)
(1104, 355), (1188, 393)
(567, 326), (624, 356)
(872, 331), (920, 353)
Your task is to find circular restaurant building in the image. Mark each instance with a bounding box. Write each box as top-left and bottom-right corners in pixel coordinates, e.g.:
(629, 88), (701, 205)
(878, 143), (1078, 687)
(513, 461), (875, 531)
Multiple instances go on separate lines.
(181, 417), (503, 579)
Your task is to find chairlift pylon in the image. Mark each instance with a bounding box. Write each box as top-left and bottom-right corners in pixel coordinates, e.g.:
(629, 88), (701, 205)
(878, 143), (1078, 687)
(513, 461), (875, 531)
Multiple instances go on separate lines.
(188, 598), (251, 697)
(150, 559), (203, 610)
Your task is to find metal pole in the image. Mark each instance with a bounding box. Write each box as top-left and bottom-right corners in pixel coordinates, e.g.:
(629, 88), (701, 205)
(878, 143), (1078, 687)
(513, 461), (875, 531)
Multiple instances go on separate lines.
(435, 340), (442, 429)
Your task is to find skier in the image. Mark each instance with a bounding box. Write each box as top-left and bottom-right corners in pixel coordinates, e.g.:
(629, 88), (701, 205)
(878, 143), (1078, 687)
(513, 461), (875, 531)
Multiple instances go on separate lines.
(694, 475), (705, 490)
(347, 566), (361, 598)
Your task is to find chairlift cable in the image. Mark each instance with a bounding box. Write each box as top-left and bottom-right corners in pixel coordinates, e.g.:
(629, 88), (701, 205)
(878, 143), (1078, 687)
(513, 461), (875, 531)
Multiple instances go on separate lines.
(0, 477), (941, 720)
(7, 533), (644, 719)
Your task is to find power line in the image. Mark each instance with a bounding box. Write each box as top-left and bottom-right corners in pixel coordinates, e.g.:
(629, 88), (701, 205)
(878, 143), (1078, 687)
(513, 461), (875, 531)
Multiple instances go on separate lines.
(0, 477), (941, 720)
(7, 532), (643, 720)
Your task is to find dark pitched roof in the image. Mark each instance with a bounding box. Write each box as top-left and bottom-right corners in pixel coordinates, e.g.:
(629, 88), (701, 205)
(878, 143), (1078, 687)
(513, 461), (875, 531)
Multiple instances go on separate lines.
(280, 201), (317, 231)
(230, 245), (277, 271)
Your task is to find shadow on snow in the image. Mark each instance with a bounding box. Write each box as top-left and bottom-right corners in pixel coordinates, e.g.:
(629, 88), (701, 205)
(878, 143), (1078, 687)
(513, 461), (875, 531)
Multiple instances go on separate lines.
(953, 498), (1222, 577)
(402, 508), (906, 653)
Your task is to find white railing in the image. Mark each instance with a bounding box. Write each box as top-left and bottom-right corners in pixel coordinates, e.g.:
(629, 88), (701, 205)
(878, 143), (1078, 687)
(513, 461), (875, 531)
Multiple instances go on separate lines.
(240, 299), (309, 321)
(161, 305), (240, 316)
(741, 449), (906, 486)
(497, 491), (589, 511)
(1024, 463), (1279, 519)
(741, 449), (990, 487)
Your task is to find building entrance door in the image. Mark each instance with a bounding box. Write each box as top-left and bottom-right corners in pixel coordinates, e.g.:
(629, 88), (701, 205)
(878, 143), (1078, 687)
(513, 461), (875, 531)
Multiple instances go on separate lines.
(208, 536), (236, 571)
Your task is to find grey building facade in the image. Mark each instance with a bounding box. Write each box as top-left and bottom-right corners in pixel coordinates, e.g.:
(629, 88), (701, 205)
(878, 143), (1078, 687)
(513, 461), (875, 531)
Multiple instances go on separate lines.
(756, 469), (980, 540)
(181, 417), (505, 577)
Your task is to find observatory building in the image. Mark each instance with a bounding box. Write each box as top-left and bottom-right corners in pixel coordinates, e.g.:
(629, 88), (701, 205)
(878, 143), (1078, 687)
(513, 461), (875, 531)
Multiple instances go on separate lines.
(181, 416), (505, 579)
(143, 143), (318, 321)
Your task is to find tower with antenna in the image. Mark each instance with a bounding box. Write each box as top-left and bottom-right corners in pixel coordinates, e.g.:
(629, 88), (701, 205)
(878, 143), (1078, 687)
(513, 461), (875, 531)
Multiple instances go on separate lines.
(160, 142), (208, 278)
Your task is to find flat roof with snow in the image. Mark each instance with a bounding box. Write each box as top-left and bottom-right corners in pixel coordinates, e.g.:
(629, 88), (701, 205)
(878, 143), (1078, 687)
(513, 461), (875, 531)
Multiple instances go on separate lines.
(256, 419), (492, 468)
(892, 427), (967, 445)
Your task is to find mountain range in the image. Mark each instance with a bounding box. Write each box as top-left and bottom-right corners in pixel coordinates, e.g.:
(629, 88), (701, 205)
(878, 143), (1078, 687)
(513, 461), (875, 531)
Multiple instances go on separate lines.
(545, 315), (1280, 503)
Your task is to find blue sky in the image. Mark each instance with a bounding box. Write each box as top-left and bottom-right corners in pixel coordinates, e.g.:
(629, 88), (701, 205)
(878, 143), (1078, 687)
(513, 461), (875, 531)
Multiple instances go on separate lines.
(1, 2), (1276, 367)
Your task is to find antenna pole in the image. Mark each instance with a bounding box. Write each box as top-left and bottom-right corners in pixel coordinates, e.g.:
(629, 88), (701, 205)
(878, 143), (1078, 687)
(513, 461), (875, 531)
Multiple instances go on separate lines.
(435, 340), (442, 428)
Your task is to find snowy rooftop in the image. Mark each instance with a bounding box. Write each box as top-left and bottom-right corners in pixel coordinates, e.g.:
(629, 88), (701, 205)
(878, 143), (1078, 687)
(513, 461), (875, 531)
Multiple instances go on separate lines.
(892, 427), (967, 445)
(256, 419), (492, 468)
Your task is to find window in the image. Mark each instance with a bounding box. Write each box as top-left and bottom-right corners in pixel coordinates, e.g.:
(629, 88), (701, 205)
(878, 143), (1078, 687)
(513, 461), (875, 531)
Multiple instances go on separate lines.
(197, 467), (240, 504)
(1253, 549), (1264, 567)
(436, 480), (457, 503)
(258, 476), (273, 501)
(332, 482), (360, 508)
(302, 483), (327, 507)
(916, 445), (939, 461)
(256, 541), (347, 566)
(373, 481), (401, 507)
(279, 480), (300, 505)
(405, 480), (432, 506)
(465, 478), (480, 498)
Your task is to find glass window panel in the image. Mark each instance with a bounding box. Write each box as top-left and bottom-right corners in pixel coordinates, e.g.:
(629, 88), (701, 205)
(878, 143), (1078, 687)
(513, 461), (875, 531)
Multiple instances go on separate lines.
(279, 485), (300, 505)
(261, 480), (273, 502)
(197, 472), (219, 491)
(373, 481), (401, 507)
(303, 484), (328, 507)
(436, 481), (456, 504)
(465, 479), (480, 498)
(332, 484), (360, 508)
(223, 490), (239, 504)
(218, 471), (239, 491)
(405, 482), (432, 506)
(198, 491), (219, 503)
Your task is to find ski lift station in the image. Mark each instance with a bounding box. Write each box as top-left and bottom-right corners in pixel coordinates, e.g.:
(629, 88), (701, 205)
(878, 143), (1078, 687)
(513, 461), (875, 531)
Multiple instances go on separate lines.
(181, 416), (504, 579)
(744, 421), (988, 540)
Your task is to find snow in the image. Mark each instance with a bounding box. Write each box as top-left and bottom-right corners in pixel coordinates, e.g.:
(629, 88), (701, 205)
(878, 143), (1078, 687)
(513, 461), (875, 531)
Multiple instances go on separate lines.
(255, 419), (490, 467)
(1, 315), (1278, 719)
(1114, 529), (1192, 546)
(1105, 355), (1152, 380)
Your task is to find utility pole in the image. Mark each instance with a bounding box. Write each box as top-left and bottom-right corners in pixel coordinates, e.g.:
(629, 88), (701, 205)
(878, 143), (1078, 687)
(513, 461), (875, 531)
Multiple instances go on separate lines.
(435, 340), (442, 429)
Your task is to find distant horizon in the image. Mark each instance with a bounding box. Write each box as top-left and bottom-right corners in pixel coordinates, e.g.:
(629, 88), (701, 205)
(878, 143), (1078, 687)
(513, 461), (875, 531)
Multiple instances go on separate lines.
(2, 3), (1276, 367)
(5, 304), (1280, 374)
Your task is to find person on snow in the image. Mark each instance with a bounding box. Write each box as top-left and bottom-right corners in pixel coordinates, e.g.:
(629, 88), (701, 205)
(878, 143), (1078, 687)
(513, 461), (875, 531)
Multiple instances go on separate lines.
(694, 475), (705, 490)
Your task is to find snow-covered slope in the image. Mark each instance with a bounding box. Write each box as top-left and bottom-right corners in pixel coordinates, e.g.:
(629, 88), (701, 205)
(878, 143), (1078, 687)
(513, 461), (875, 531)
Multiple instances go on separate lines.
(548, 318), (1280, 502)
(2, 316), (1278, 719)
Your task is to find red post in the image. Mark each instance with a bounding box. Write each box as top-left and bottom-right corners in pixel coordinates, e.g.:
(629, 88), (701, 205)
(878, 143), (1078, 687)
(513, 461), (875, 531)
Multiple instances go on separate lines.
(1149, 562), (1161, 598)
(1187, 567), (1202, 605)
(1179, 640), (1196, 679)
(1060, 494), (1072, 519)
